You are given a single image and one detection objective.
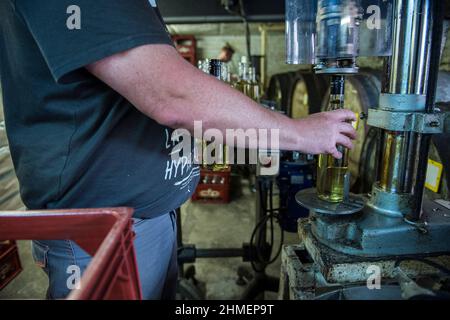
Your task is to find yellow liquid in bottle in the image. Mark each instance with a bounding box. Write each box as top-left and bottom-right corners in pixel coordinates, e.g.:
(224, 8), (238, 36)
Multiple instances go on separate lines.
(316, 76), (356, 203)
(316, 113), (359, 202)
(234, 80), (249, 95)
(245, 82), (261, 103)
(212, 145), (229, 171)
(316, 149), (349, 203)
(202, 141), (229, 171)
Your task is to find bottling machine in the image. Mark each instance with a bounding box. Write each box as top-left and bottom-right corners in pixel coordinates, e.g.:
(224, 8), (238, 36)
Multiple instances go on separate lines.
(283, 0), (450, 299)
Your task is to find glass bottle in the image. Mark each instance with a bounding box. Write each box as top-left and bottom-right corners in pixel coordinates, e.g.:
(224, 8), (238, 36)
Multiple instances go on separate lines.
(245, 67), (261, 103)
(203, 59), (229, 171)
(234, 56), (251, 95)
(316, 75), (349, 203)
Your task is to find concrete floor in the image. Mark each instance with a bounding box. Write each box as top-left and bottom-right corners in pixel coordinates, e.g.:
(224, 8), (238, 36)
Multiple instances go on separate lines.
(0, 241), (47, 299)
(0, 177), (298, 300)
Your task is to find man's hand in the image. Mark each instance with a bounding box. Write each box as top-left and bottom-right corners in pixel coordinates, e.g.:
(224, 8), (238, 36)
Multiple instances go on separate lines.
(295, 110), (357, 159)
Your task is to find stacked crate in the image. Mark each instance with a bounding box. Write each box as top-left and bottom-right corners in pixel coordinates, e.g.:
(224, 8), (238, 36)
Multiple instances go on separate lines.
(192, 167), (231, 204)
(0, 240), (22, 290)
(172, 35), (197, 66)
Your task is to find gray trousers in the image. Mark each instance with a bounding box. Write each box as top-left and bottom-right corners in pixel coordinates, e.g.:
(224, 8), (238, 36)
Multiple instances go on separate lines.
(32, 211), (178, 299)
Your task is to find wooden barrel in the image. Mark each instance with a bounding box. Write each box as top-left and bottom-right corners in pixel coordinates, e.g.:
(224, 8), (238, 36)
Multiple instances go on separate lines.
(319, 69), (382, 188)
(266, 72), (298, 112)
(288, 72), (329, 118)
(265, 70), (329, 117)
(357, 126), (381, 193)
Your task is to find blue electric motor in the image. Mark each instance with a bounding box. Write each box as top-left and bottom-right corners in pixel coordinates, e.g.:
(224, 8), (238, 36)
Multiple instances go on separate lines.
(276, 152), (315, 233)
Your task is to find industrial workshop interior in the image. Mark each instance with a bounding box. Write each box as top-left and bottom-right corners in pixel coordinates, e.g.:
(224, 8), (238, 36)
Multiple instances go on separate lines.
(1, 0), (450, 306)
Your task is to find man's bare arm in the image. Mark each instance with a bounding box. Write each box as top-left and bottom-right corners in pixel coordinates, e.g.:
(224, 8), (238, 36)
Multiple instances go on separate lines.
(86, 44), (356, 158)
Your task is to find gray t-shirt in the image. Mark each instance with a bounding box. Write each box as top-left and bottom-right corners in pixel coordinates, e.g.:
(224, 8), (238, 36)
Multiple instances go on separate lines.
(0, 0), (199, 218)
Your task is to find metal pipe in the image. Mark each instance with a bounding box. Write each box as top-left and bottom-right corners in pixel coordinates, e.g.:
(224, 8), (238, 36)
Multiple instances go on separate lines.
(408, 0), (445, 221)
(403, 0), (432, 195)
(388, 0), (424, 95)
(260, 25), (268, 91)
(380, 0), (431, 194)
(259, 23), (285, 91)
(195, 248), (244, 258)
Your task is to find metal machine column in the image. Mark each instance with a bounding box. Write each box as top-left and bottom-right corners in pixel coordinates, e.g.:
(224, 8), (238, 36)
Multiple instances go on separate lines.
(378, 0), (434, 219)
(291, 0), (450, 258)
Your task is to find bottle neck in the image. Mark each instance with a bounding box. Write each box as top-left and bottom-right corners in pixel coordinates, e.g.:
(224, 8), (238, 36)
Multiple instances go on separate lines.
(248, 67), (257, 83)
(209, 59), (223, 80)
(239, 63), (250, 81)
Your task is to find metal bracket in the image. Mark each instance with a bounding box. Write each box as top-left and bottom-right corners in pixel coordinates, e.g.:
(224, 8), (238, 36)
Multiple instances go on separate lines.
(379, 93), (426, 112)
(367, 184), (415, 218)
(368, 109), (446, 134)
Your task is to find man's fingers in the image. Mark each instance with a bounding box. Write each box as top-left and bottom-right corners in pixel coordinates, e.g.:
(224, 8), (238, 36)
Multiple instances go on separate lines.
(336, 135), (354, 150)
(339, 123), (357, 140)
(329, 109), (357, 122)
(330, 147), (343, 159)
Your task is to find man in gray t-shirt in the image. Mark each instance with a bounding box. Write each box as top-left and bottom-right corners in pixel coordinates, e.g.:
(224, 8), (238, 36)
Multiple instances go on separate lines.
(0, 0), (356, 299)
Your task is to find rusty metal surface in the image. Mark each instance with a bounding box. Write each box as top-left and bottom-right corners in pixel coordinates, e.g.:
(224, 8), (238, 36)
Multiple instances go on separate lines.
(296, 188), (365, 216)
(279, 244), (317, 300)
(279, 240), (450, 300)
(298, 218), (450, 284)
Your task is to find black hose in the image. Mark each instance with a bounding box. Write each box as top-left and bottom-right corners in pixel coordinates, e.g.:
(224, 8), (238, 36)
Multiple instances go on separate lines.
(250, 180), (285, 272)
(359, 127), (379, 192)
(269, 181), (274, 249)
(223, 0), (252, 60)
(250, 214), (271, 272)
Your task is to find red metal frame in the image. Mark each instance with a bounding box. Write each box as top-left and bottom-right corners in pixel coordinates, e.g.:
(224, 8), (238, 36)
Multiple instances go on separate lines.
(0, 207), (142, 300)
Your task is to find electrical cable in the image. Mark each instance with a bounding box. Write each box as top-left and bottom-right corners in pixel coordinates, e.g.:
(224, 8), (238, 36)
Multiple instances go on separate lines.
(267, 227), (284, 265)
(267, 179), (284, 265)
(250, 179), (285, 273)
(249, 212), (284, 272)
(255, 180), (268, 265)
(359, 127), (379, 192)
(223, 0), (252, 59)
(269, 182), (274, 250)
